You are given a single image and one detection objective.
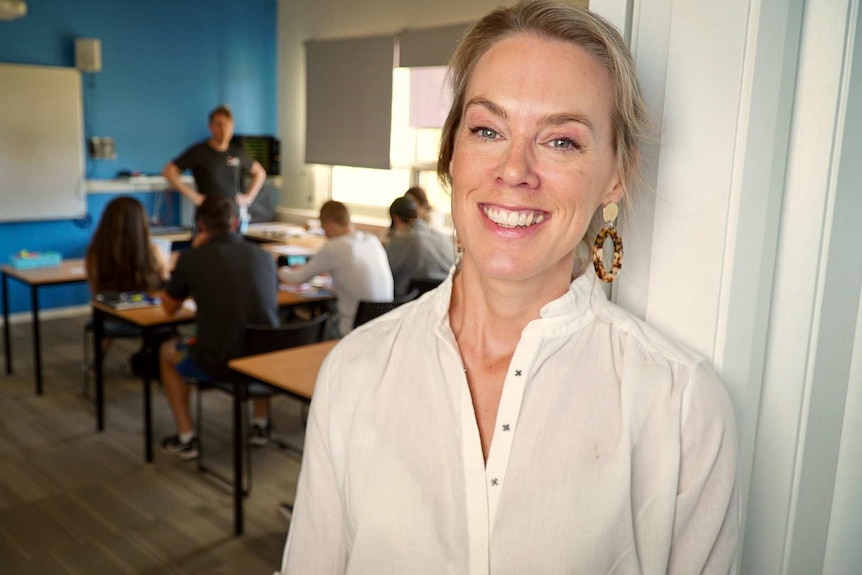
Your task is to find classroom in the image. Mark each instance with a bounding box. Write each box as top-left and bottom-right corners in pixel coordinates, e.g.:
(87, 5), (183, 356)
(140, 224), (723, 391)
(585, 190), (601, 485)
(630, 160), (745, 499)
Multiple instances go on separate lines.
(1, 0), (861, 573)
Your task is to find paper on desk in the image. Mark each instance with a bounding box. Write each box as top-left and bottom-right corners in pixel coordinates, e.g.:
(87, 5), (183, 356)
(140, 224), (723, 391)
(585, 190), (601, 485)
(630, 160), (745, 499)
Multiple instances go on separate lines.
(182, 300), (197, 312)
(69, 266), (85, 275)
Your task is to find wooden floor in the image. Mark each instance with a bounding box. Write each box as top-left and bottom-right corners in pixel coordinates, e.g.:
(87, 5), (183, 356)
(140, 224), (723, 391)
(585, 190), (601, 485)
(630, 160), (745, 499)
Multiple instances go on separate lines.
(0, 314), (305, 574)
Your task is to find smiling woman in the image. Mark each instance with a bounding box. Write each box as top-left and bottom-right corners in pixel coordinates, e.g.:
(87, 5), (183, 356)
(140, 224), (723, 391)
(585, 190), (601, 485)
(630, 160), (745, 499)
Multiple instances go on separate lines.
(278, 2), (739, 574)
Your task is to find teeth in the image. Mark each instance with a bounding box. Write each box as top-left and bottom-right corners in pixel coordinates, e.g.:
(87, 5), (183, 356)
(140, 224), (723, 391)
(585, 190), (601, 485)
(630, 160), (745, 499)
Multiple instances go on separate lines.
(483, 206), (547, 228)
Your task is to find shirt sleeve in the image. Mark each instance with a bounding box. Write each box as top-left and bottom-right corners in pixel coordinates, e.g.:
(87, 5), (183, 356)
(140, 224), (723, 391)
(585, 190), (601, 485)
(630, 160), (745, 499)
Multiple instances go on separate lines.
(172, 144), (199, 172)
(278, 243), (336, 285)
(668, 363), (740, 574)
(278, 353), (349, 574)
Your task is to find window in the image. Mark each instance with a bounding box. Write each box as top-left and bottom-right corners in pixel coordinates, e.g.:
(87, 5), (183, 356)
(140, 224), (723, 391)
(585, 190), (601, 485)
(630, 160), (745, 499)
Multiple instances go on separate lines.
(330, 67), (450, 218)
(331, 166), (411, 209)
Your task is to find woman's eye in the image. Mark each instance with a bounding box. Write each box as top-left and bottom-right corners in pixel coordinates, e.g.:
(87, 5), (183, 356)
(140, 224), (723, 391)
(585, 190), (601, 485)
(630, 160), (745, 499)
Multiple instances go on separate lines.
(550, 138), (580, 151)
(470, 127), (499, 140)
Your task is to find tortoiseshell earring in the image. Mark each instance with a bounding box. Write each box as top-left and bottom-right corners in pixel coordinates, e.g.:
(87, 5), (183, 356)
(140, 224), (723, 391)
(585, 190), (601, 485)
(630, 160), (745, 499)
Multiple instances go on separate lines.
(592, 202), (623, 283)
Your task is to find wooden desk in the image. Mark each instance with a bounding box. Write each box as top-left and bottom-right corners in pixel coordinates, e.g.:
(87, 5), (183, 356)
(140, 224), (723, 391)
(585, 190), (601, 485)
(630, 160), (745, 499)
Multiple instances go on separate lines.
(91, 289), (335, 536)
(2, 259), (88, 395)
(151, 228), (193, 243)
(229, 339), (337, 400)
(227, 339), (336, 536)
(244, 222), (327, 250)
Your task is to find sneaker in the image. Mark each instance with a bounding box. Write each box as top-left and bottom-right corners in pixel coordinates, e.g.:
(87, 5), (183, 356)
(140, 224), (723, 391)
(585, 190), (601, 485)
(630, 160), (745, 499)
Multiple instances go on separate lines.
(250, 423), (271, 446)
(160, 435), (199, 460)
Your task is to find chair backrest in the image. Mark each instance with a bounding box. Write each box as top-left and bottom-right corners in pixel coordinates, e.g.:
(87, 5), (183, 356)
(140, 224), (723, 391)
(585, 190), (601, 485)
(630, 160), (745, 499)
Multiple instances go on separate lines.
(353, 288), (420, 329)
(408, 277), (444, 297)
(244, 313), (329, 356)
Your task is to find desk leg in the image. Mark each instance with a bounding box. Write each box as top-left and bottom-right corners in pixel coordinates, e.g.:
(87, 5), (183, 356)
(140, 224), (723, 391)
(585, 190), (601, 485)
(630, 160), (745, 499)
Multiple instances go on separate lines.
(143, 372), (153, 463)
(31, 286), (42, 395)
(233, 380), (244, 536)
(2, 272), (10, 375)
(93, 308), (105, 432)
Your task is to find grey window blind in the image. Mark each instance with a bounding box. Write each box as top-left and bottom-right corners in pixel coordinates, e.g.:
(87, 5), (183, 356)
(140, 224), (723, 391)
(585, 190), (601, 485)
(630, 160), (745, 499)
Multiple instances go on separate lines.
(398, 23), (472, 68)
(305, 35), (395, 169)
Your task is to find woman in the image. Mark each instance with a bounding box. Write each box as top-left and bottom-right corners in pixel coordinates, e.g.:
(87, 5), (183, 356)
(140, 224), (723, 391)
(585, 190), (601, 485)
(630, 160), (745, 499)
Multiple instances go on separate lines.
(86, 196), (168, 294)
(86, 196), (169, 355)
(404, 185), (446, 230)
(279, 2), (738, 573)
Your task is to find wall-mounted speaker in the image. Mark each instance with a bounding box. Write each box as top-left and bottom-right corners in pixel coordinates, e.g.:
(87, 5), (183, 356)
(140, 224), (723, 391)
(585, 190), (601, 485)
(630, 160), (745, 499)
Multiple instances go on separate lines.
(75, 38), (101, 73)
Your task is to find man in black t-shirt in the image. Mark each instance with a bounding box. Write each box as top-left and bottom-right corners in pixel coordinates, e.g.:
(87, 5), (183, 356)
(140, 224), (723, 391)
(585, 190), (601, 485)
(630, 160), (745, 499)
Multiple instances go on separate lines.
(162, 104), (266, 210)
(158, 196), (279, 459)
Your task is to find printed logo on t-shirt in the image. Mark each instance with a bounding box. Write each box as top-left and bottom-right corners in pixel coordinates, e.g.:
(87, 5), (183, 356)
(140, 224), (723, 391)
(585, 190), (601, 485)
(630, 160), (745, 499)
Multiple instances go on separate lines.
(226, 156), (241, 167)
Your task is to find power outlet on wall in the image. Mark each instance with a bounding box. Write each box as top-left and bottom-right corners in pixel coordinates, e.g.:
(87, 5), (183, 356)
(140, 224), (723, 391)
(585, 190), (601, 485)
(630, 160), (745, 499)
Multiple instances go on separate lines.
(88, 136), (116, 160)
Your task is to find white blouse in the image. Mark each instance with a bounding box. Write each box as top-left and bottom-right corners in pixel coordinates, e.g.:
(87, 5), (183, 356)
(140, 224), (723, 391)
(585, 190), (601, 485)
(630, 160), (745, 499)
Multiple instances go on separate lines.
(278, 272), (739, 575)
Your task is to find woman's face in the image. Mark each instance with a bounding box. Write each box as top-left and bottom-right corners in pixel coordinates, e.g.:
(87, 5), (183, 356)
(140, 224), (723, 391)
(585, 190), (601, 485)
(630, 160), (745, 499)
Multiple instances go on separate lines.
(449, 33), (622, 285)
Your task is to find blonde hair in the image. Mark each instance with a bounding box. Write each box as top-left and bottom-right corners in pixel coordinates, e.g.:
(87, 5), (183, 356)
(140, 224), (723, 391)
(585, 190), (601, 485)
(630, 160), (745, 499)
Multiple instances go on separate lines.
(437, 0), (649, 205)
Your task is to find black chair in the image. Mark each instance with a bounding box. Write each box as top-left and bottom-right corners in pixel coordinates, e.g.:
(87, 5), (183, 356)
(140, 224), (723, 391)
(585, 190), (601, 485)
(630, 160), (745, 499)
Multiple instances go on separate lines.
(408, 277), (444, 297)
(353, 288), (420, 329)
(82, 319), (144, 396)
(191, 313), (329, 493)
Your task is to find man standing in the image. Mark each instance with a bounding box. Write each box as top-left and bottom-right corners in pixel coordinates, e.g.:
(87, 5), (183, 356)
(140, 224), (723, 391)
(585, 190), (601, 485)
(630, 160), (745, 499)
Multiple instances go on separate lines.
(279, 200), (393, 336)
(386, 196), (455, 296)
(162, 104), (266, 210)
(159, 196), (279, 459)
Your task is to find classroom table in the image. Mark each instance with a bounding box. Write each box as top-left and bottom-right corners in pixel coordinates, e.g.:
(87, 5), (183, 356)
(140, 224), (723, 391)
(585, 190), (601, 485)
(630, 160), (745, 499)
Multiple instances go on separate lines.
(244, 222), (327, 251)
(229, 339), (336, 399)
(2, 259), (88, 395)
(90, 289), (335, 536)
(227, 339), (337, 536)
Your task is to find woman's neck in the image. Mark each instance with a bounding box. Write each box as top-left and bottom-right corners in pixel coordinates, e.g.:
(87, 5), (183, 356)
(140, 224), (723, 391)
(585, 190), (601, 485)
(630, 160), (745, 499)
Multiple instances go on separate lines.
(449, 259), (572, 351)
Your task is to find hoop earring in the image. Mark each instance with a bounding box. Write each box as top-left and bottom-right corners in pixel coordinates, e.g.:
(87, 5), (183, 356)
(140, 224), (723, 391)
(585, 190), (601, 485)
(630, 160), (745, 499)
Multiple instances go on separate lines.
(592, 202), (623, 283)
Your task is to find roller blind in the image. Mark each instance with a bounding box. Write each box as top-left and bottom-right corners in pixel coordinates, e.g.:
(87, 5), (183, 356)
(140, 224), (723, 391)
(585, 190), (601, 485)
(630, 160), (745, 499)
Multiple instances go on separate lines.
(398, 23), (472, 68)
(305, 35), (395, 169)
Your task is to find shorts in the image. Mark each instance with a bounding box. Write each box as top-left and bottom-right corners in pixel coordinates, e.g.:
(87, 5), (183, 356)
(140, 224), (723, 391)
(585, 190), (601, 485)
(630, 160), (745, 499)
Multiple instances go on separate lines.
(174, 339), (217, 383)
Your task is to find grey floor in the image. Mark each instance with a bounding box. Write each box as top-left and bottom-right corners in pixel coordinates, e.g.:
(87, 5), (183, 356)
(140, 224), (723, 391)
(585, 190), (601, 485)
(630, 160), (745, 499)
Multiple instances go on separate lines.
(0, 314), (304, 574)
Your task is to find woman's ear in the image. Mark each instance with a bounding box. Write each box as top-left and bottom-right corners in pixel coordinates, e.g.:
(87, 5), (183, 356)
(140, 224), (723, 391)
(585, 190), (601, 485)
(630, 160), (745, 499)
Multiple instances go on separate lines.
(604, 171), (624, 204)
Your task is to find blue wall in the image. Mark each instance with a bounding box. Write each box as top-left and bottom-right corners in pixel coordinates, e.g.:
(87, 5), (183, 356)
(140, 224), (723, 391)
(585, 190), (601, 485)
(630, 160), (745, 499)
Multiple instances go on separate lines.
(0, 0), (277, 313)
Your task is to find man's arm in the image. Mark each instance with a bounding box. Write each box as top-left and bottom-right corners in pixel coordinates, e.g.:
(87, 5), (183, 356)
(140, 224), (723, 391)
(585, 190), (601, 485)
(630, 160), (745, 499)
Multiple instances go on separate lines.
(278, 244), (335, 286)
(162, 162), (205, 207)
(236, 160), (266, 207)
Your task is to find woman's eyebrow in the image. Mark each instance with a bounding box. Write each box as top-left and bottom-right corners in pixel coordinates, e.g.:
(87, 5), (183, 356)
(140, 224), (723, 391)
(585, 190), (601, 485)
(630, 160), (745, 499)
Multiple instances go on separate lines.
(540, 112), (595, 133)
(466, 97), (595, 134)
(465, 98), (508, 120)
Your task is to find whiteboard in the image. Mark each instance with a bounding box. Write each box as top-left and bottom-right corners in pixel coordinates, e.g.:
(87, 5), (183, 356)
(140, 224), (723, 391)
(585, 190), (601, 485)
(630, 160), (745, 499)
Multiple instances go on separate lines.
(0, 63), (86, 222)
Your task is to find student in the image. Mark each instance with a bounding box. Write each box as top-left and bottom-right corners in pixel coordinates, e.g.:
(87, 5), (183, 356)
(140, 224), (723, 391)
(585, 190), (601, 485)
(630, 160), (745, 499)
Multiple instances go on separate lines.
(279, 200), (393, 336)
(404, 185), (446, 230)
(386, 195), (455, 296)
(162, 104), (266, 210)
(86, 196), (168, 294)
(159, 196), (279, 459)
(85, 196), (169, 357)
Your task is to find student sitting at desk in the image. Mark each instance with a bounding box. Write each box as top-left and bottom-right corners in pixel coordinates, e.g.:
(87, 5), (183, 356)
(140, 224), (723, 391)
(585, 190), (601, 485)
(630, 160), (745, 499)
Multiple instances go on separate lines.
(386, 195), (455, 297)
(86, 196), (170, 358)
(278, 200), (393, 337)
(158, 196), (280, 459)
